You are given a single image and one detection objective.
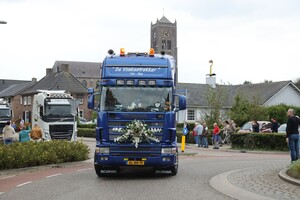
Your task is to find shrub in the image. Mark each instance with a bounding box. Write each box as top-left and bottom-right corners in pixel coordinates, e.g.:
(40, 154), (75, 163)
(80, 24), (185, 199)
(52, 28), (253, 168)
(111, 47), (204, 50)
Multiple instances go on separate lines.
(77, 128), (96, 138)
(287, 160), (300, 179)
(77, 123), (96, 129)
(0, 141), (89, 170)
(231, 132), (288, 151)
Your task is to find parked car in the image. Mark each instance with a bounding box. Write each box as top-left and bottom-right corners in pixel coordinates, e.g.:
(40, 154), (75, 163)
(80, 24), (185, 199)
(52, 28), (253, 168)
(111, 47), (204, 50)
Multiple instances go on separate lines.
(278, 123), (300, 134)
(238, 121), (271, 133)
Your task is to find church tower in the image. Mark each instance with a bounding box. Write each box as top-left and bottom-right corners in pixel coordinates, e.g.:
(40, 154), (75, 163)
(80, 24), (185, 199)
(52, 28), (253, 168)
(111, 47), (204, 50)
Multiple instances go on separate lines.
(150, 15), (178, 82)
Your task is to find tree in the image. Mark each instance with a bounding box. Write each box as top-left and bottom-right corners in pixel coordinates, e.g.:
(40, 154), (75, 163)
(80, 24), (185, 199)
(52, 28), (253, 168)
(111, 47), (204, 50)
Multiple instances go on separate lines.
(294, 77), (300, 89)
(228, 94), (268, 127)
(204, 85), (228, 128)
(228, 94), (250, 127)
(243, 81), (252, 85)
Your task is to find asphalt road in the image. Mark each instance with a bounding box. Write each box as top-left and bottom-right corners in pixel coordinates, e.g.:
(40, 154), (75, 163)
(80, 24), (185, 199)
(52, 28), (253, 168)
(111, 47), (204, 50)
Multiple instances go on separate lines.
(0, 141), (291, 200)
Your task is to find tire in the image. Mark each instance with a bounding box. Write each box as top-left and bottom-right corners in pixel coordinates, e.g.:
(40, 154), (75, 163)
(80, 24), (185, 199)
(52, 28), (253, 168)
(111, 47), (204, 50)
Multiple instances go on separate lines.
(170, 152), (179, 176)
(170, 165), (178, 176)
(94, 164), (104, 177)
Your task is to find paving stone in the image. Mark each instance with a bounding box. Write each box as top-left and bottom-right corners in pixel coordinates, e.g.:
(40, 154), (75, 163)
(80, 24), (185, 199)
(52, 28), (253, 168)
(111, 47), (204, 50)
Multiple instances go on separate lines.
(227, 165), (300, 200)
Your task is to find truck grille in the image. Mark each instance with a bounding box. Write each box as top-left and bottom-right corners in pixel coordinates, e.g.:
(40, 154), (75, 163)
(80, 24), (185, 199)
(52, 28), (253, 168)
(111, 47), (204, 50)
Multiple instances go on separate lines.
(49, 124), (73, 140)
(110, 146), (161, 157)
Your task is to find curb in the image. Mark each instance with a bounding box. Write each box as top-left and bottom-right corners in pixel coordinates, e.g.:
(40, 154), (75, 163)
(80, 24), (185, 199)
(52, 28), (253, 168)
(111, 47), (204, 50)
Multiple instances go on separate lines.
(210, 169), (275, 200)
(278, 167), (300, 186)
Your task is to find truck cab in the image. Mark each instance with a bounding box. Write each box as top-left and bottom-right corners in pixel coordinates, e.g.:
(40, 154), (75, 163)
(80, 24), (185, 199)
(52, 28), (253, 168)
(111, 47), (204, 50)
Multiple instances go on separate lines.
(31, 90), (77, 141)
(88, 48), (186, 176)
(0, 99), (11, 134)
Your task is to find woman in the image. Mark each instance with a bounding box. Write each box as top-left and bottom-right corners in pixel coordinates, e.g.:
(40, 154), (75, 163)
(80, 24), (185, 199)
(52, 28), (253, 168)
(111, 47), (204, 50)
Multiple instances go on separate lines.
(30, 124), (43, 142)
(19, 126), (31, 142)
(2, 121), (17, 144)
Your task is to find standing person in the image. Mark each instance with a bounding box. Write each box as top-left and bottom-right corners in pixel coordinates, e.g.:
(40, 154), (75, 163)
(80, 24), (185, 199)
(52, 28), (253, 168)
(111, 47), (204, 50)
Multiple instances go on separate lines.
(192, 123), (198, 146)
(252, 120), (260, 133)
(271, 117), (279, 133)
(2, 121), (17, 144)
(229, 120), (236, 133)
(30, 124), (43, 142)
(19, 126), (31, 143)
(193, 122), (203, 147)
(222, 120), (230, 145)
(202, 122), (209, 148)
(183, 122), (190, 144)
(286, 108), (300, 163)
(213, 123), (220, 149)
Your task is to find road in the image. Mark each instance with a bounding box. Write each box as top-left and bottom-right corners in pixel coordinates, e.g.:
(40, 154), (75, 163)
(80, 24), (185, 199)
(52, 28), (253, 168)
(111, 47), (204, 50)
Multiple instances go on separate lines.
(0, 140), (298, 200)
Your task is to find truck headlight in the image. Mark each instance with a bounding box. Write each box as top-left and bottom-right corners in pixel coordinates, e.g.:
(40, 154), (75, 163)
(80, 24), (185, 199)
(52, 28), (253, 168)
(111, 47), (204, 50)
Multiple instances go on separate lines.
(43, 131), (51, 141)
(96, 147), (110, 154)
(161, 148), (176, 154)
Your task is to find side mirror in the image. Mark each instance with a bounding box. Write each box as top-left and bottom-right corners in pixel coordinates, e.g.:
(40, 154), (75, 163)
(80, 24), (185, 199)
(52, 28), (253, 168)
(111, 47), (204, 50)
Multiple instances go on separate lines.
(88, 88), (95, 109)
(173, 94), (186, 112)
(178, 95), (186, 111)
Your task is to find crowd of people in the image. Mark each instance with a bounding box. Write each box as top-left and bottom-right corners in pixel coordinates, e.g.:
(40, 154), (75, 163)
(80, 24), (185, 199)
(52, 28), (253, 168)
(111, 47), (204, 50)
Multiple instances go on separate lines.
(182, 108), (299, 162)
(183, 120), (236, 150)
(1, 120), (44, 144)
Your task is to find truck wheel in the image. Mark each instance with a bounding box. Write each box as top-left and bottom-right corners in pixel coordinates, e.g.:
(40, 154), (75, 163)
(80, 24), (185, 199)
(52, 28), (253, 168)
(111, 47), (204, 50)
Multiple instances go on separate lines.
(170, 152), (179, 176)
(94, 164), (104, 177)
(170, 164), (178, 176)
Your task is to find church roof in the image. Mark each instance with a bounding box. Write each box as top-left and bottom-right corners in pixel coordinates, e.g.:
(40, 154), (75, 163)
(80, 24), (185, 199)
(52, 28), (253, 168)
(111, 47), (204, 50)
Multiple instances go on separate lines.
(158, 16), (172, 23)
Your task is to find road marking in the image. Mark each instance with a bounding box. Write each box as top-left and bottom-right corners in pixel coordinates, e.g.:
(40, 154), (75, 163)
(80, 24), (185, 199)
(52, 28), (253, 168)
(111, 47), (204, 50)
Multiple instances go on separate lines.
(46, 173), (62, 178)
(0, 175), (16, 180)
(77, 168), (93, 172)
(16, 181), (32, 187)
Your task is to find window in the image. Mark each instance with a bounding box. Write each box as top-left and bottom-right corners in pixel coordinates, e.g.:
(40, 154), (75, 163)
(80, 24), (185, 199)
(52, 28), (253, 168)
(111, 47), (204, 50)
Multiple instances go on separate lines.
(82, 80), (87, 87)
(187, 109), (195, 121)
(28, 96), (31, 105)
(167, 40), (171, 50)
(162, 40), (166, 50)
(79, 110), (83, 118)
(153, 32), (156, 39)
(20, 96), (22, 105)
(77, 97), (83, 105)
(24, 96), (27, 106)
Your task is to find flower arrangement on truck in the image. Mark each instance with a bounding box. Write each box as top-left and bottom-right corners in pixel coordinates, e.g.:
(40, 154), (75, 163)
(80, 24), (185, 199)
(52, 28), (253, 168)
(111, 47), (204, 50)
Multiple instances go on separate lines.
(88, 48), (186, 176)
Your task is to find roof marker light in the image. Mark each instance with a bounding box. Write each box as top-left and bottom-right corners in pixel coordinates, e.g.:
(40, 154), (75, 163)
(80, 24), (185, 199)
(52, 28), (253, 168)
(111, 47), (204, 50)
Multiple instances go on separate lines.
(149, 48), (155, 57)
(120, 48), (125, 56)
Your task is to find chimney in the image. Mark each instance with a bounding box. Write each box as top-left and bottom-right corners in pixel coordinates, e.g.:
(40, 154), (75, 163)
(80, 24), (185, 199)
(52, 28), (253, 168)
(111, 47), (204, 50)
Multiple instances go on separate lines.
(32, 77), (37, 83)
(206, 60), (216, 88)
(206, 76), (216, 88)
(46, 68), (53, 76)
(60, 64), (69, 73)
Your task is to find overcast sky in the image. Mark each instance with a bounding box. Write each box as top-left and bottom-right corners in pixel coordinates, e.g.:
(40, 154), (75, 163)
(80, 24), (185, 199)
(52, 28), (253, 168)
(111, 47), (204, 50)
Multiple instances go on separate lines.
(1, 0), (300, 85)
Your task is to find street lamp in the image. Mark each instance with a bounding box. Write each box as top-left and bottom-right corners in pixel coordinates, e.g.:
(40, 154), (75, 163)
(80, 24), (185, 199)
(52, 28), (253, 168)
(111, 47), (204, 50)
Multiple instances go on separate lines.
(0, 21), (7, 24)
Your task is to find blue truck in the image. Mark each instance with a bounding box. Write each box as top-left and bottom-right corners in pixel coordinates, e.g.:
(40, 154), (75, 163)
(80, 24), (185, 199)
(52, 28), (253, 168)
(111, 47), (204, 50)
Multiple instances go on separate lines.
(88, 48), (186, 176)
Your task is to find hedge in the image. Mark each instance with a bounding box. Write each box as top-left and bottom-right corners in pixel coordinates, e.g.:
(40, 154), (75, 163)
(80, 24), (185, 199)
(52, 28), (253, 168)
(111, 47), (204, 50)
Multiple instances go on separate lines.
(231, 132), (288, 151)
(77, 128), (96, 138)
(0, 141), (89, 170)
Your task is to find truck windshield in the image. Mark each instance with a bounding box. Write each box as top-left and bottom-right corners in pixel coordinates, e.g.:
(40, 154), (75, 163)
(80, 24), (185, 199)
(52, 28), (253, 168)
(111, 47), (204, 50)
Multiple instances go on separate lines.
(0, 109), (10, 117)
(100, 87), (172, 112)
(45, 105), (73, 117)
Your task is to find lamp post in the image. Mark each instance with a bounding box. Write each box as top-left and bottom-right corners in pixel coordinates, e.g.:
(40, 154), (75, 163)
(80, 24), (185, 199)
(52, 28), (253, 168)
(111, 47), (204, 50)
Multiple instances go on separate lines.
(0, 21), (7, 24)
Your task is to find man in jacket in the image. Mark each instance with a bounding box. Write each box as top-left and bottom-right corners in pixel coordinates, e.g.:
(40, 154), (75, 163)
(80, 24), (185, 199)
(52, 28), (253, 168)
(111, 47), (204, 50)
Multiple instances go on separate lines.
(193, 122), (203, 147)
(286, 109), (300, 162)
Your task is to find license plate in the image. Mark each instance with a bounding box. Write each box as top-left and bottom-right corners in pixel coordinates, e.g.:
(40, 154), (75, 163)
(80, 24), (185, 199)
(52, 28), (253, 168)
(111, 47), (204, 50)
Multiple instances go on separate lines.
(127, 161), (144, 166)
